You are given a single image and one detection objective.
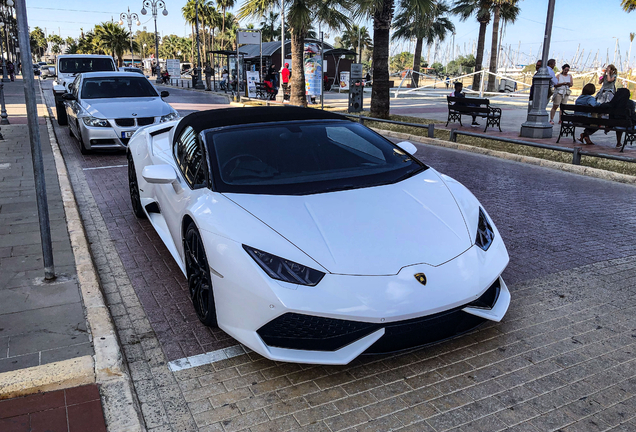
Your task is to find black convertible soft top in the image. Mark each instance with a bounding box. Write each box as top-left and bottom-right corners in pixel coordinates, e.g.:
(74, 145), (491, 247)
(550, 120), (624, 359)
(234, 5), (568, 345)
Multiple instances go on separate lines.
(173, 106), (351, 141)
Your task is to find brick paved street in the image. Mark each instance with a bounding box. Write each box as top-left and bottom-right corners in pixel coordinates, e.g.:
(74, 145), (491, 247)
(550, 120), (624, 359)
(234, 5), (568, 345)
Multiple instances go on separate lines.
(40, 79), (636, 431)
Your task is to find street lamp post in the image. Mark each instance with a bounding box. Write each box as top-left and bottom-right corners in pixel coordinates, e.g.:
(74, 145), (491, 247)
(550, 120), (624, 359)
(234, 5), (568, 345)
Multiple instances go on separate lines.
(520, 0), (556, 139)
(193, 0), (205, 89)
(141, 0), (168, 84)
(119, 8), (140, 68)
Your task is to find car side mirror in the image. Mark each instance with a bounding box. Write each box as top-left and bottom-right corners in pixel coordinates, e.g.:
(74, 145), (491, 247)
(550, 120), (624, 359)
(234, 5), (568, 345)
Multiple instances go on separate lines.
(142, 164), (177, 184)
(62, 93), (76, 101)
(396, 141), (417, 155)
(160, 90), (169, 98)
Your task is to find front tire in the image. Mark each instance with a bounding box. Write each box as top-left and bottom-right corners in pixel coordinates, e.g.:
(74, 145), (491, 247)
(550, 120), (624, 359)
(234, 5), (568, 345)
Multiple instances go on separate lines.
(184, 223), (218, 327)
(127, 153), (146, 219)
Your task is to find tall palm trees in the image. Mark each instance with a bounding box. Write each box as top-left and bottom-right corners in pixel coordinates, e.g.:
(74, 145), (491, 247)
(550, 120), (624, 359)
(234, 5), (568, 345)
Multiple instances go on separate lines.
(392, 1), (454, 87)
(359, 0), (433, 118)
(340, 24), (372, 63)
(218, 0), (235, 49)
(485, 0), (519, 92)
(452, 0), (491, 92)
(94, 22), (131, 66)
(239, 0), (352, 107)
(622, 0), (636, 11)
(259, 11), (279, 42)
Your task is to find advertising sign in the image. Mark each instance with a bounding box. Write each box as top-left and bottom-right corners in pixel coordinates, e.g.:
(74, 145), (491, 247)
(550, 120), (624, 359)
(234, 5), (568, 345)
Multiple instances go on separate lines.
(339, 71), (350, 91)
(246, 71), (259, 98)
(350, 63), (363, 79)
(237, 31), (260, 45)
(166, 59), (180, 78)
(304, 56), (322, 97)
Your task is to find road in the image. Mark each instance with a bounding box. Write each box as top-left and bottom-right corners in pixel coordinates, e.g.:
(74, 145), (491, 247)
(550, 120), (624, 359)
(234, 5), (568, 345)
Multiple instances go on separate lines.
(41, 79), (636, 432)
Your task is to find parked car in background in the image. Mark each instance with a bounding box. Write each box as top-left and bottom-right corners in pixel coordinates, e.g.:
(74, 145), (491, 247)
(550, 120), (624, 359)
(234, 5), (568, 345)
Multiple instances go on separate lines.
(32, 64), (40, 76)
(119, 67), (145, 75)
(53, 54), (117, 126)
(62, 71), (178, 154)
(40, 65), (56, 79)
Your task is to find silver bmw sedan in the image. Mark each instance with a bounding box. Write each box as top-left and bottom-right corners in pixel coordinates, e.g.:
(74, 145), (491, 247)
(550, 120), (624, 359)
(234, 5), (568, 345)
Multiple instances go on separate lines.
(62, 71), (179, 154)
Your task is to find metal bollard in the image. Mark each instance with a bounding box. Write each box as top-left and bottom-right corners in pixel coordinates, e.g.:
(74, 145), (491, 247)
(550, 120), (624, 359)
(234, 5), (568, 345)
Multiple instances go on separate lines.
(572, 146), (581, 165)
(427, 123), (434, 138)
(0, 83), (9, 125)
(449, 129), (457, 142)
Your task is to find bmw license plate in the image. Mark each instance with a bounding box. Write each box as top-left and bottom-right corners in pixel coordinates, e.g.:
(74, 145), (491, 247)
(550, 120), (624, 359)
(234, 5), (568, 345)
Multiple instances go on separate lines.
(122, 131), (135, 138)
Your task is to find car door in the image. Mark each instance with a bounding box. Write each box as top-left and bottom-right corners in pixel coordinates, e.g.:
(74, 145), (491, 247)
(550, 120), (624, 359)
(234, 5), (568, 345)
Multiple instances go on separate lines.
(157, 126), (210, 257)
(66, 75), (82, 135)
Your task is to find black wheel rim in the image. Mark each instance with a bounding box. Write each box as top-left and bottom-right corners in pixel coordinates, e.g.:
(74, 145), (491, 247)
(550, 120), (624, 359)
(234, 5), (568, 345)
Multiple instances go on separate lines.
(128, 156), (141, 212)
(185, 229), (211, 320)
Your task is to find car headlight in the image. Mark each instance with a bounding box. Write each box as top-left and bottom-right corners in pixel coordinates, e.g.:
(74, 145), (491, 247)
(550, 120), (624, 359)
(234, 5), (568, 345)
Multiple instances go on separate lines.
(243, 245), (325, 286)
(475, 208), (495, 251)
(160, 111), (179, 123)
(83, 116), (110, 127)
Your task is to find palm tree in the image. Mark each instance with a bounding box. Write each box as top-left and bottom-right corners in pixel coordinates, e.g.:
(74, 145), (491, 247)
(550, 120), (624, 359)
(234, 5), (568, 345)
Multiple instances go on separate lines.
(359, 0), (434, 118)
(94, 22), (130, 66)
(259, 10), (279, 42)
(622, 0), (636, 11)
(340, 24), (372, 63)
(218, 0), (236, 49)
(452, 0), (491, 92)
(239, 0), (352, 107)
(393, 1), (454, 87)
(485, 0), (519, 92)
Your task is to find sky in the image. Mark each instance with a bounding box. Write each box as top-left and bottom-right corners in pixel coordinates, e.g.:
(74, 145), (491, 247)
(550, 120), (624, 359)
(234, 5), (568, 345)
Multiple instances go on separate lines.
(24, 0), (636, 69)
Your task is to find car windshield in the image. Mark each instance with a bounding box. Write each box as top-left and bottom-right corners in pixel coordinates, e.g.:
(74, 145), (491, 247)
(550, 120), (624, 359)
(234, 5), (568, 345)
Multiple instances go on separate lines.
(58, 58), (115, 73)
(81, 77), (158, 99)
(205, 120), (426, 195)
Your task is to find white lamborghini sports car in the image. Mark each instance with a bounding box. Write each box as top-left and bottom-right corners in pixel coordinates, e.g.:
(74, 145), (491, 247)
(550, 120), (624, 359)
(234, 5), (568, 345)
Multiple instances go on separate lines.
(127, 107), (510, 365)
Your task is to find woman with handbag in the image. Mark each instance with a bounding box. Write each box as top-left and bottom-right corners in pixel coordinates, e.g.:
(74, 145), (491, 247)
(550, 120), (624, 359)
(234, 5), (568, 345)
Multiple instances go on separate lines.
(550, 64), (573, 125)
(596, 64), (617, 104)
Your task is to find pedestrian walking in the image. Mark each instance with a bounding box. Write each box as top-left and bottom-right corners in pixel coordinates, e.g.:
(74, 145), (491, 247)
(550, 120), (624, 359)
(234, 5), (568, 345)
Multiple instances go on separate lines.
(596, 64), (617, 104)
(282, 63), (291, 85)
(445, 75), (450, 89)
(7, 61), (15, 82)
(204, 63), (213, 91)
(550, 63), (573, 125)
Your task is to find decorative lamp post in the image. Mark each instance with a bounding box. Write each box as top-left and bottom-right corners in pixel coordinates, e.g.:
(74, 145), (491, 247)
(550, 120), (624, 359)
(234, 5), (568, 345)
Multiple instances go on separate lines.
(193, 0), (205, 89)
(119, 8), (140, 67)
(520, 0), (556, 138)
(141, 0), (168, 84)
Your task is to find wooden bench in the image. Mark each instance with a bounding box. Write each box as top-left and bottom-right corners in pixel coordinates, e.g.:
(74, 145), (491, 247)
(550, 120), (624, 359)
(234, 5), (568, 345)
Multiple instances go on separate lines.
(255, 82), (276, 100)
(558, 104), (635, 152)
(446, 96), (502, 132)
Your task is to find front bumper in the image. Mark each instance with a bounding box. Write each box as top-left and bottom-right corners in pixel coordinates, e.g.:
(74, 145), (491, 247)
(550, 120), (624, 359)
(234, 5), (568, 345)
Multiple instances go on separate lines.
(204, 228), (510, 365)
(81, 118), (157, 150)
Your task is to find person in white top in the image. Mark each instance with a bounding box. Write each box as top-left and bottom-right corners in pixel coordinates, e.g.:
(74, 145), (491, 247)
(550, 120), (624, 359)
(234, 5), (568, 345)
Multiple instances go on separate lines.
(550, 63), (573, 124)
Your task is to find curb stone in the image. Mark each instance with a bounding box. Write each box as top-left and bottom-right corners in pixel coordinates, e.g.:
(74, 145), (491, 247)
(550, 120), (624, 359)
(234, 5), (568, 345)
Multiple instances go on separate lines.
(40, 84), (146, 431)
(374, 128), (636, 185)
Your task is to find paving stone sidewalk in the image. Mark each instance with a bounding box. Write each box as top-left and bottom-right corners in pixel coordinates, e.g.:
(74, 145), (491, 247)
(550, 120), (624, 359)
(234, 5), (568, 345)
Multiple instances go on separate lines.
(0, 78), (92, 373)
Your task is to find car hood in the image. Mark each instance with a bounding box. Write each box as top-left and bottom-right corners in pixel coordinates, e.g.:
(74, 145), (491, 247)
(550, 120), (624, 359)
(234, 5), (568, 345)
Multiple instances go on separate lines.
(225, 169), (473, 276)
(81, 97), (172, 119)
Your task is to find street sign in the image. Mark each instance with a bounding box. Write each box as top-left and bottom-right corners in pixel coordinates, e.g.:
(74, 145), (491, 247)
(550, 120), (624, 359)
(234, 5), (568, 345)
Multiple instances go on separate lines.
(351, 63), (363, 79)
(238, 31), (260, 45)
(166, 59), (180, 78)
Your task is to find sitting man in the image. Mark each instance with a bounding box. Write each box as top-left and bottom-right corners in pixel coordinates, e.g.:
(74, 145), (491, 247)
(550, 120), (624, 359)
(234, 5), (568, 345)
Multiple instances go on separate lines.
(450, 82), (479, 127)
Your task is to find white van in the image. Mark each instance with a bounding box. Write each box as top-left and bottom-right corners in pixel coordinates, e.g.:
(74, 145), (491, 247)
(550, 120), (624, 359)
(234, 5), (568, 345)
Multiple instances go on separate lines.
(53, 54), (117, 125)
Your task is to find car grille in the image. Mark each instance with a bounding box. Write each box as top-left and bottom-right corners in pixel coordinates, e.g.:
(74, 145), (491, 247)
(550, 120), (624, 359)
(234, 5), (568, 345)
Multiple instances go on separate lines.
(89, 139), (117, 145)
(137, 117), (155, 126)
(257, 279), (501, 353)
(115, 118), (135, 127)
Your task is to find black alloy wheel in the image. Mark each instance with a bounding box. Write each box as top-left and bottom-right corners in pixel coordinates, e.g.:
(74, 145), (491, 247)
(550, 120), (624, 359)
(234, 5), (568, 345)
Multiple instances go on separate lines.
(127, 153), (146, 219)
(184, 223), (218, 327)
(77, 122), (90, 155)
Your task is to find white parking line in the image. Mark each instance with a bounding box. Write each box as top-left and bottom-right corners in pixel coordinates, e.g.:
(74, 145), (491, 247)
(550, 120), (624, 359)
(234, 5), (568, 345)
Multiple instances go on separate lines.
(167, 344), (247, 372)
(82, 164), (128, 171)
